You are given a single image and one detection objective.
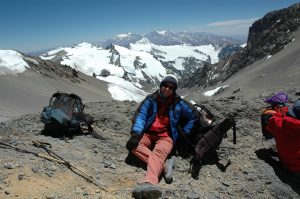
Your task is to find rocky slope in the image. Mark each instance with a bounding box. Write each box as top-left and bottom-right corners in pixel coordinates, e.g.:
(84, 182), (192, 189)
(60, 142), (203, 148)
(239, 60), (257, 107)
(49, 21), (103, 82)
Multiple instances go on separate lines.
(0, 88), (299, 199)
(183, 3), (300, 88)
(0, 53), (112, 122)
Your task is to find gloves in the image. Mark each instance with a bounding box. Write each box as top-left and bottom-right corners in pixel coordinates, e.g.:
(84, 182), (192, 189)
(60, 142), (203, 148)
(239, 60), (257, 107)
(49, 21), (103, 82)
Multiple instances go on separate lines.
(126, 133), (141, 151)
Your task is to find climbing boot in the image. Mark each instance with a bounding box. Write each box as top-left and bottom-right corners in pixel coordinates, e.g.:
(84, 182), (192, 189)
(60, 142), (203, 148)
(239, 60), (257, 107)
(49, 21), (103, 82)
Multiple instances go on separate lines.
(132, 183), (162, 199)
(142, 184), (162, 199)
(164, 156), (175, 184)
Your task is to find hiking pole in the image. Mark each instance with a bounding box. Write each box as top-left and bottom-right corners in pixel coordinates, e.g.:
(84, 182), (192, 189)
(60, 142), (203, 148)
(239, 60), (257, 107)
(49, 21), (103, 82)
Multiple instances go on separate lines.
(0, 141), (68, 164)
(32, 141), (106, 190)
(0, 141), (41, 156)
(0, 141), (106, 191)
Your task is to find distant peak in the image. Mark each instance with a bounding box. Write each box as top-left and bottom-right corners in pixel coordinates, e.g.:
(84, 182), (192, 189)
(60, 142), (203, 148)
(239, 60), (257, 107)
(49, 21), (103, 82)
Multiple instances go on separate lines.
(0, 49), (22, 56)
(156, 30), (167, 35)
(135, 37), (151, 45)
(0, 49), (29, 75)
(78, 42), (91, 45)
(77, 42), (93, 47)
(116, 32), (132, 38)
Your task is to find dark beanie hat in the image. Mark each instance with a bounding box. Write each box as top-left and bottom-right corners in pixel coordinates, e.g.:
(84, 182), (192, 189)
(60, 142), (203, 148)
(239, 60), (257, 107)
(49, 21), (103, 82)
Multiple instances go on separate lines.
(160, 75), (178, 90)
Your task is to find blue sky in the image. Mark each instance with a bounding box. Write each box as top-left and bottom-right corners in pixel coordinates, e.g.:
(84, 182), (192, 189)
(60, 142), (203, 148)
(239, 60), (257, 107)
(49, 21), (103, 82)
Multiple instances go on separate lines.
(1, 0), (299, 53)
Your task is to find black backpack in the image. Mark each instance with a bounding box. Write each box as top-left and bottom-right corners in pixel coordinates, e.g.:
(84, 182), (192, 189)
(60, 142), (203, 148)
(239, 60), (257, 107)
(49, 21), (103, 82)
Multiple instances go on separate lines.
(185, 102), (236, 147)
(177, 102), (236, 179)
(40, 92), (94, 138)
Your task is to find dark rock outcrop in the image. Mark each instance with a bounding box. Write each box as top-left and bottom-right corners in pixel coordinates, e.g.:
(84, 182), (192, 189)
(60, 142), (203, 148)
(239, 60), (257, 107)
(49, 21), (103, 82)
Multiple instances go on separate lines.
(183, 3), (300, 88)
(24, 54), (81, 83)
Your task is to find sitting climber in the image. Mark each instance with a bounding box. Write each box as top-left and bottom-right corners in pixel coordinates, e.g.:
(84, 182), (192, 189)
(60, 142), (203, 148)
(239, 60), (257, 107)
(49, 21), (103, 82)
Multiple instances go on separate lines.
(261, 92), (300, 177)
(125, 75), (199, 199)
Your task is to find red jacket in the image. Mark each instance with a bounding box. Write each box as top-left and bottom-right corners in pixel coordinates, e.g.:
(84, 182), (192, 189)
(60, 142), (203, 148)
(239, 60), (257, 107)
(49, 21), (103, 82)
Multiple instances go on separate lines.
(265, 108), (300, 173)
(148, 94), (173, 137)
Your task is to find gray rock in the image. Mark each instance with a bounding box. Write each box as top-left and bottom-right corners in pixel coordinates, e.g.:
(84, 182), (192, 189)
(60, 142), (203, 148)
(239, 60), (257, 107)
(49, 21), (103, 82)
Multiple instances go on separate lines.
(3, 162), (16, 169)
(222, 181), (230, 187)
(187, 191), (200, 199)
(31, 166), (40, 173)
(45, 171), (53, 177)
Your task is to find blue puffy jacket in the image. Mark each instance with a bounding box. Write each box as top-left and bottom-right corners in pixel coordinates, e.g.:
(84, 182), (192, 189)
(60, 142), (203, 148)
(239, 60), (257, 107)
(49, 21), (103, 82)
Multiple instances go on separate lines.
(131, 91), (198, 144)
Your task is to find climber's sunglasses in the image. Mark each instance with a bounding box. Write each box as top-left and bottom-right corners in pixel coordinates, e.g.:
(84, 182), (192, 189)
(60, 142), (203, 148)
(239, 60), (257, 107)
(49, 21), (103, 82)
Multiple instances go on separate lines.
(162, 83), (175, 90)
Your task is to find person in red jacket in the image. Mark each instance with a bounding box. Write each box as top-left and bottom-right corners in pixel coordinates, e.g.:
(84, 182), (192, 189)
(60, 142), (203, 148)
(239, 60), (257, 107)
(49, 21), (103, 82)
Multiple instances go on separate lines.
(262, 99), (300, 176)
(126, 75), (199, 199)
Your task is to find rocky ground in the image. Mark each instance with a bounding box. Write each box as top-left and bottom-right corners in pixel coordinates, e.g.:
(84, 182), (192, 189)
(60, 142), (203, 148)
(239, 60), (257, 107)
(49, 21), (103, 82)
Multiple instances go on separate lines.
(0, 89), (300, 199)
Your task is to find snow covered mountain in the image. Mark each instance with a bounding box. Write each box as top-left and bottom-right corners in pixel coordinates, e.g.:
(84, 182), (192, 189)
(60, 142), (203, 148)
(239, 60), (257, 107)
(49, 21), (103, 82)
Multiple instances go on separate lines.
(24, 31), (241, 101)
(0, 31), (242, 103)
(1, 4), (299, 122)
(39, 38), (225, 95)
(97, 31), (243, 47)
(98, 32), (143, 48)
(0, 50), (35, 75)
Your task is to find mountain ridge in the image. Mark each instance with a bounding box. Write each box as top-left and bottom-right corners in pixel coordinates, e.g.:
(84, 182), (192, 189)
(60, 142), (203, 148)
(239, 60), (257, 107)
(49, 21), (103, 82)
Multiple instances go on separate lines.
(97, 30), (243, 48)
(39, 39), (232, 94)
(184, 3), (300, 89)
